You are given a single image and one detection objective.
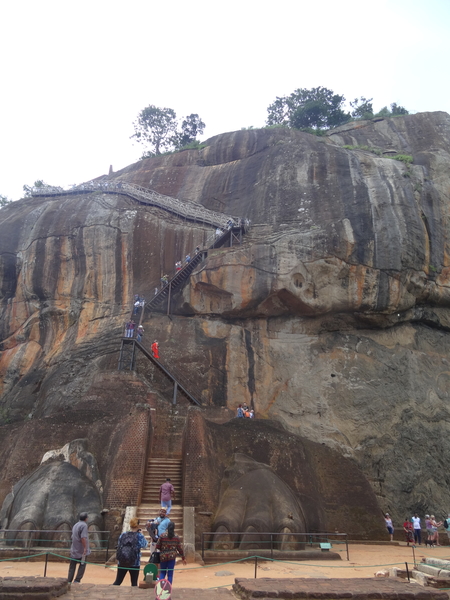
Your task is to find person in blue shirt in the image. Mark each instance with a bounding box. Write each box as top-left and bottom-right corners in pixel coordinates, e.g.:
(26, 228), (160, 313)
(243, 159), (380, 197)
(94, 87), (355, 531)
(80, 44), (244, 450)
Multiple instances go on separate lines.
(154, 507), (171, 536)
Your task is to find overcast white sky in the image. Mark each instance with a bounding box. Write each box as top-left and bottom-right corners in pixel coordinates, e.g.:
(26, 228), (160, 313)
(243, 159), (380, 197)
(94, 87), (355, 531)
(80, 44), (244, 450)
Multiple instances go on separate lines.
(1, 0), (449, 200)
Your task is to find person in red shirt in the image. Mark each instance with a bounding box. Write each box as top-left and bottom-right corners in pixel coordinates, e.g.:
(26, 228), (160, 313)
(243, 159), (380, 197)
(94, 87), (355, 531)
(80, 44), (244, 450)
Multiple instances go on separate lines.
(403, 518), (414, 546)
(151, 340), (160, 359)
(160, 478), (175, 514)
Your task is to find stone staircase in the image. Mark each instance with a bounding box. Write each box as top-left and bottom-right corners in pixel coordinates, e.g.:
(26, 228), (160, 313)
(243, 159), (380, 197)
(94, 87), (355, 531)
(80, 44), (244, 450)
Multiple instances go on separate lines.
(412, 557), (450, 587)
(137, 456), (183, 559)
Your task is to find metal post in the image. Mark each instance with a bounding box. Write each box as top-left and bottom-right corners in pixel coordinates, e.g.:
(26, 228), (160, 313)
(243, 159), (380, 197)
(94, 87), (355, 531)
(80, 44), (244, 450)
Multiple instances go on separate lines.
(412, 544), (416, 567)
(201, 533), (204, 562)
(44, 553), (48, 577)
(173, 381), (178, 405)
(167, 282), (171, 316)
(405, 562), (410, 582)
(105, 534), (110, 564)
(346, 535), (349, 561)
(254, 555), (257, 578)
(270, 533), (273, 560)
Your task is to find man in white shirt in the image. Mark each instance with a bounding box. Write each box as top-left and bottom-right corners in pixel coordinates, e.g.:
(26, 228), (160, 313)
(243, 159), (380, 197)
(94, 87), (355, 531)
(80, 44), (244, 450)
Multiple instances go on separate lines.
(412, 513), (422, 545)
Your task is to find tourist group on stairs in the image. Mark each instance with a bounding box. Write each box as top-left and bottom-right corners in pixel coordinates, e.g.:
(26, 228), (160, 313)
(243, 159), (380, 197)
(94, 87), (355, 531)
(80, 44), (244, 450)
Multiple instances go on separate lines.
(236, 403), (254, 418)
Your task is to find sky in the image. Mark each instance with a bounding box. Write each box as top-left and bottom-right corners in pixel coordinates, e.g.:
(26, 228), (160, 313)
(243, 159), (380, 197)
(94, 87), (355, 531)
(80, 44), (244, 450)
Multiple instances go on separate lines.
(1, 0), (449, 200)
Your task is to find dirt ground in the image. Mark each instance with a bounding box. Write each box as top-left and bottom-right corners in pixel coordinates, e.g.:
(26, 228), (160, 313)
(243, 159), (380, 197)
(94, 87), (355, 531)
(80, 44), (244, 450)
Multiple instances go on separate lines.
(1, 543), (449, 589)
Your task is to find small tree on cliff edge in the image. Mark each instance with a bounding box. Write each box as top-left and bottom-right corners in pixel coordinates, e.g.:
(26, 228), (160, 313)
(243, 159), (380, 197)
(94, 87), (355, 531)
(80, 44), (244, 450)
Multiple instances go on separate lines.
(0, 194), (12, 207)
(267, 86), (351, 130)
(132, 105), (178, 156)
(131, 106), (206, 156)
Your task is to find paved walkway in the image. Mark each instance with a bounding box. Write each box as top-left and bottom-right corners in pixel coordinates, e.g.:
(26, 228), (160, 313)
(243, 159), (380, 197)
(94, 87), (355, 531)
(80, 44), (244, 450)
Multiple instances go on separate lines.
(65, 582), (233, 599)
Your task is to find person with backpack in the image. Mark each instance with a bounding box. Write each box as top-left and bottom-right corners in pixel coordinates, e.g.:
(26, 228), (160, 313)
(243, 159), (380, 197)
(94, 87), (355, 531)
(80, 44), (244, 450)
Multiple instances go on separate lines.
(113, 517), (147, 586)
(236, 404), (244, 418)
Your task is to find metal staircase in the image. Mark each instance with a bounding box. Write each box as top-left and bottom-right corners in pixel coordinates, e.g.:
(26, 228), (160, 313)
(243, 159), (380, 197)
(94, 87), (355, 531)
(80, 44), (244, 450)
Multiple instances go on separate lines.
(118, 339), (203, 406)
(147, 225), (243, 315)
(30, 180), (245, 230)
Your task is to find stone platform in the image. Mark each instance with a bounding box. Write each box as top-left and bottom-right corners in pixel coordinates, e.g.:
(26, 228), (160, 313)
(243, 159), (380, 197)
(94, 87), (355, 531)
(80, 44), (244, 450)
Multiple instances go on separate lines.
(0, 576), (68, 599)
(233, 577), (450, 599)
(2, 576), (449, 600)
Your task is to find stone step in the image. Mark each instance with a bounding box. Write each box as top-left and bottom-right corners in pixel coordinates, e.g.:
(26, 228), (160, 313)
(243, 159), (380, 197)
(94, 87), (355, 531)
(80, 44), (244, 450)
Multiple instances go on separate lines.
(422, 558), (450, 570)
(416, 563), (450, 578)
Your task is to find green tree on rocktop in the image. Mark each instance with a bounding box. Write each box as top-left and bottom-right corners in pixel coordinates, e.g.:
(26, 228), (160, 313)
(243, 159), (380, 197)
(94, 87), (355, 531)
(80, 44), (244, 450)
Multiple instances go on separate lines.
(132, 106), (206, 157)
(267, 86), (351, 130)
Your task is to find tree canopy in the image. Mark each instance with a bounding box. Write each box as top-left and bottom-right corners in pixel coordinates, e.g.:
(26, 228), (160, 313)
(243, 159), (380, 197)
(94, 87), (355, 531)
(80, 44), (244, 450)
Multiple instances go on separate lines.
(267, 86), (351, 130)
(132, 106), (205, 156)
(23, 180), (49, 198)
(267, 87), (409, 131)
(0, 194), (11, 207)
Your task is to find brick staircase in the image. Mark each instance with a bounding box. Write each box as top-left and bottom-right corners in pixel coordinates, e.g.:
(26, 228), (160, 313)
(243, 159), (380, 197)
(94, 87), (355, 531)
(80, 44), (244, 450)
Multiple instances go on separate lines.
(137, 456), (183, 559)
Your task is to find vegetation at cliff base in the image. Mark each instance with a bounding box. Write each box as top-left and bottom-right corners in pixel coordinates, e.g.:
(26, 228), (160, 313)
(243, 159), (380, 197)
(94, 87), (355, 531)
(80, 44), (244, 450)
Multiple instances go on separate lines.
(132, 105), (205, 157)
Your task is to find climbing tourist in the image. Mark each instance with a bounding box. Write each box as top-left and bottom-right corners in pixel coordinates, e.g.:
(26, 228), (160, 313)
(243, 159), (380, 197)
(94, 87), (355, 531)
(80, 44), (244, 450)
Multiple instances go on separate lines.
(129, 321), (136, 338)
(153, 507), (171, 537)
(403, 517), (414, 546)
(136, 325), (144, 342)
(185, 254), (191, 263)
(412, 513), (422, 545)
(236, 404), (244, 418)
(151, 340), (160, 359)
(249, 409), (255, 418)
(133, 299), (140, 315)
(227, 219), (233, 229)
(125, 320), (132, 337)
(112, 516), (147, 587)
(215, 228), (222, 237)
(155, 521), (186, 585)
(154, 287), (159, 296)
(385, 513), (394, 541)
(145, 518), (159, 555)
(67, 512), (90, 584)
(194, 246), (200, 255)
(159, 478), (175, 515)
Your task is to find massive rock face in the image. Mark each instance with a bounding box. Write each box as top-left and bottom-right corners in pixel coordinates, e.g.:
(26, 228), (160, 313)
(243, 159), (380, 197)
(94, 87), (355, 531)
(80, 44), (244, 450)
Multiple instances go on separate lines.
(1, 112), (450, 529)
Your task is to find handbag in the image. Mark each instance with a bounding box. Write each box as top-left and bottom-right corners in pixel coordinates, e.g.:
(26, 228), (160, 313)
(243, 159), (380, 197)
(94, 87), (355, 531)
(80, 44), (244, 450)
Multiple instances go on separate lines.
(150, 551), (160, 564)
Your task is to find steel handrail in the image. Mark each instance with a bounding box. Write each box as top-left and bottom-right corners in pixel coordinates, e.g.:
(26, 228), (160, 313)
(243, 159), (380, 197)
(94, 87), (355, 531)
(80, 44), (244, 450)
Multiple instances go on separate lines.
(30, 181), (246, 230)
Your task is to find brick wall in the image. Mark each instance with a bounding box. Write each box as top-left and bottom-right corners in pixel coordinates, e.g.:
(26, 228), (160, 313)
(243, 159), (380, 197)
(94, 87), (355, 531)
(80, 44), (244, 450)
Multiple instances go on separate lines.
(104, 406), (150, 509)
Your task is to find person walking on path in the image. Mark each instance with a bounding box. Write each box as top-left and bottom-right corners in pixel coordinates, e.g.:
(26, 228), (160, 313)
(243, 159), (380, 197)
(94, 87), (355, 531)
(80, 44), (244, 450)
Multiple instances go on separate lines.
(129, 320), (136, 338)
(412, 513), (422, 545)
(112, 516), (147, 587)
(136, 325), (144, 342)
(151, 340), (160, 359)
(160, 478), (175, 514)
(155, 521), (186, 585)
(68, 512), (90, 584)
